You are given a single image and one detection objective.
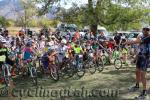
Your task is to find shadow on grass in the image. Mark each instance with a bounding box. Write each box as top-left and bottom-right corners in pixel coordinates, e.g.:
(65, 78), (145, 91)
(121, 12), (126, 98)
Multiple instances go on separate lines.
(102, 69), (135, 75)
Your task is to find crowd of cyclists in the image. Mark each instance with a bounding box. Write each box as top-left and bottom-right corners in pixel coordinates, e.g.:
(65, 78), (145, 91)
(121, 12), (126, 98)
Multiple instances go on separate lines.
(0, 26), (150, 99)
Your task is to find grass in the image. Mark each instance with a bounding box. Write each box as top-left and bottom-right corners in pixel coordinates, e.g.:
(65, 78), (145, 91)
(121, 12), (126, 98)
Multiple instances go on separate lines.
(0, 65), (150, 100)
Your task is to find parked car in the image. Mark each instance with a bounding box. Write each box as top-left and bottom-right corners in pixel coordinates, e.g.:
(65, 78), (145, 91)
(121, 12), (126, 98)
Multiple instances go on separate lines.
(127, 32), (141, 41)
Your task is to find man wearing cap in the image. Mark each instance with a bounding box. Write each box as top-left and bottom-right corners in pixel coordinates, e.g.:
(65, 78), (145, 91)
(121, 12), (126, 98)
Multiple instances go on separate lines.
(127, 27), (150, 99)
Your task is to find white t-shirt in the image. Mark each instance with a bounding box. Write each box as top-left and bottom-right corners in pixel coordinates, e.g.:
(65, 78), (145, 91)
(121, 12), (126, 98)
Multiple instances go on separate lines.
(39, 41), (45, 49)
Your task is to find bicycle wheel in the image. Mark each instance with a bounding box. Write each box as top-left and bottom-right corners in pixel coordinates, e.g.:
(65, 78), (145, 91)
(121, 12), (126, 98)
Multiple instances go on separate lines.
(61, 63), (74, 78)
(3, 65), (11, 87)
(96, 58), (104, 72)
(50, 65), (59, 81)
(76, 64), (85, 78)
(31, 67), (38, 85)
(55, 56), (60, 69)
(88, 61), (96, 74)
(114, 58), (122, 70)
(101, 55), (107, 65)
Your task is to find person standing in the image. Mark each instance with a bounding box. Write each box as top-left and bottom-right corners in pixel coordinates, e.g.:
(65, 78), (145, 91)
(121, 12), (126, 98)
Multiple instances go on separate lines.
(127, 27), (150, 99)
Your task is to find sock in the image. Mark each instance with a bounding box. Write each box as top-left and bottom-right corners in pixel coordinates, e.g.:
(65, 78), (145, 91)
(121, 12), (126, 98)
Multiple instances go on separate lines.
(136, 83), (139, 88)
(142, 90), (147, 95)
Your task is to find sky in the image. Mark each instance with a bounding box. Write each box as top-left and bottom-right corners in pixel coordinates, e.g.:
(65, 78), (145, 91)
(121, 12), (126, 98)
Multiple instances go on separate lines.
(60, 0), (88, 9)
(0, 0), (88, 9)
(36, 0), (88, 9)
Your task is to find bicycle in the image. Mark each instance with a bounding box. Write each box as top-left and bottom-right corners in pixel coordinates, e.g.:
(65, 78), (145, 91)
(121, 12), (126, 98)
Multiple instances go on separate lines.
(23, 57), (38, 85)
(113, 48), (122, 70)
(0, 63), (12, 87)
(83, 51), (97, 74)
(40, 53), (60, 81)
(113, 46), (129, 70)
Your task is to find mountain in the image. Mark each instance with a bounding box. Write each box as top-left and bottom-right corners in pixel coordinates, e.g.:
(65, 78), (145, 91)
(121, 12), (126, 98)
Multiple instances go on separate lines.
(0, 0), (22, 19)
(0, 0), (59, 20)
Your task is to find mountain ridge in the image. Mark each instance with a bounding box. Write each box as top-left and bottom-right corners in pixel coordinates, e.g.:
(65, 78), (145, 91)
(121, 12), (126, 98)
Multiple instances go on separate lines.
(0, 0), (57, 20)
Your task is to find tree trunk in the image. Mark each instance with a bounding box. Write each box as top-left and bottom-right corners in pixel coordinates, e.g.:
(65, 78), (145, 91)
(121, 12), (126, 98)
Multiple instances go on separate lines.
(88, 0), (98, 35)
(90, 24), (97, 35)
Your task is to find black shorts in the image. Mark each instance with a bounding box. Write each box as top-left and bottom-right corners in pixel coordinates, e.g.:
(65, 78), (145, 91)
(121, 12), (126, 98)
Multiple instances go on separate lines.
(136, 55), (149, 71)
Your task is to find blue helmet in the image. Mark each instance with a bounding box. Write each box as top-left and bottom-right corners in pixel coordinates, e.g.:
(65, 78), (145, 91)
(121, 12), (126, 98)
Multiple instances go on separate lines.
(26, 41), (32, 47)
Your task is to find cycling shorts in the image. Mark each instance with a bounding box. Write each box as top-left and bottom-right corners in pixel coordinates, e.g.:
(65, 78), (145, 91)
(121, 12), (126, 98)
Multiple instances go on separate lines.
(136, 55), (150, 71)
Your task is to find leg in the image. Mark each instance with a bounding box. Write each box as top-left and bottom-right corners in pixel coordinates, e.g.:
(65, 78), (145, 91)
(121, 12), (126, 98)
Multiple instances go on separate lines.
(135, 68), (141, 87)
(141, 71), (147, 90)
(135, 63), (148, 99)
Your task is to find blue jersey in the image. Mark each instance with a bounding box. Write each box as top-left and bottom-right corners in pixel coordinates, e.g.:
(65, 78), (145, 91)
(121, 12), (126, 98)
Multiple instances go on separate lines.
(23, 48), (33, 60)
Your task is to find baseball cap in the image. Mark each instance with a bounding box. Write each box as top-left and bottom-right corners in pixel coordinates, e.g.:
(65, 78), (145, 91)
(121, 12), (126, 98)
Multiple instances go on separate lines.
(143, 26), (150, 31)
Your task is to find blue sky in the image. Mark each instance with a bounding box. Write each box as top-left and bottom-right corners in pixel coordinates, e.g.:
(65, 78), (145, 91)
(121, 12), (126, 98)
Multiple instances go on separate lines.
(37, 0), (88, 9)
(0, 0), (88, 9)
(60, 0), (88, 9)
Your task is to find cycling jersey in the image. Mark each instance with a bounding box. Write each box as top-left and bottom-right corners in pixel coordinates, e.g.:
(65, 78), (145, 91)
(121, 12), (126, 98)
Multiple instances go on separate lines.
(122, 48), (128, 54)
(138, 35), (150, 55)
(135, 33), (150, 71)
(0, 48), (7, 62)
(73, 46), (82, 54)
(23, 47), (33, 60)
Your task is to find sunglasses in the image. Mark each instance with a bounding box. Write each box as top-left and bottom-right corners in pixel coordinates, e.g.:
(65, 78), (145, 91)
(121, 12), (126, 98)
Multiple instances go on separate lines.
(143, 28), (150, 31)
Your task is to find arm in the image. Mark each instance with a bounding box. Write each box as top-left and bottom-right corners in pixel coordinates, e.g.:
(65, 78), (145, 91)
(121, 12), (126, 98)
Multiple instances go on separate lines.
(127, 36), (141, 45)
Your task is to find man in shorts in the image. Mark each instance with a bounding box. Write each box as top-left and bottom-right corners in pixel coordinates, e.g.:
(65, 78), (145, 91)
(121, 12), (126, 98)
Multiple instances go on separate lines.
(127, 27), (150, 99)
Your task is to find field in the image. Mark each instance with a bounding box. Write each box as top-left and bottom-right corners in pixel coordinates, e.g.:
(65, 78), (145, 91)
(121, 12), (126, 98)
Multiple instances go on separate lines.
(7, 27), (41, 36)
(0, 65), (150, 100)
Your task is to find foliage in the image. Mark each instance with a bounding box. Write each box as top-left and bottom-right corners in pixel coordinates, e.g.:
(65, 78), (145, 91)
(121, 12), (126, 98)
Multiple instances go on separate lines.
(55, 0), (149, 31)
(0, 17), (15, 27)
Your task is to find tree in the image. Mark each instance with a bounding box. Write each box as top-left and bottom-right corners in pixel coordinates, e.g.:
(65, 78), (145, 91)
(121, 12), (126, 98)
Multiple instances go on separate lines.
(13, 0), (38, 28)
(34, 0), (149, 32)
(0, 16), (10, 27)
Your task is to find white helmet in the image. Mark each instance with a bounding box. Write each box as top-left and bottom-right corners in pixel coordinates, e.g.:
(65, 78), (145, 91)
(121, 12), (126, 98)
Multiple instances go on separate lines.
(0, 36), (7, 43)
(61, 39), (67, 44)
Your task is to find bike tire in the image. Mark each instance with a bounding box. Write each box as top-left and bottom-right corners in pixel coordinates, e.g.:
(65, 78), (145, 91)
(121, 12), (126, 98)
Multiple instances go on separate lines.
(96, 58), (104, 72)
(31, 67), (38, 86)
(101, 55), (107, 65)
(88, 61), (96, 74)
(3, 65), (11, 87)
(76, 64), (85, 78)
(50, 65), (59, 81)
(62, 63), (75, 78)
(114, 58), (122, 70)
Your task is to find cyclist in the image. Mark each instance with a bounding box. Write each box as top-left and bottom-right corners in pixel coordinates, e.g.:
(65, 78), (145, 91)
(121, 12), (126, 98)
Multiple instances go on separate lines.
(0, 39), (15, 83)
(73, 42), (83, 68)
(23, 41), (35, 61)
(74, 30), (80, 40)
(114, 33), (122, 47)
(48, 49), (57, 65)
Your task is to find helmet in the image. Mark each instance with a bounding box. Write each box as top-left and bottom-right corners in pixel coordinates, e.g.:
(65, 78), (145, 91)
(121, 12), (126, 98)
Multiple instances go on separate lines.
(47, 49), (55, 55)
(26, 41), (32, 47)
(61, 39), (67, 44)
(0, 36), (7, 43)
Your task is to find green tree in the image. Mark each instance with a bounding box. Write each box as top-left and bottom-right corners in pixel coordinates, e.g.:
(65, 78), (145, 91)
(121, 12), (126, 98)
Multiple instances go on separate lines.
(35, 0), (149, 32)
(15, 0), (38, 28)
(0, 17), (13, 27)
